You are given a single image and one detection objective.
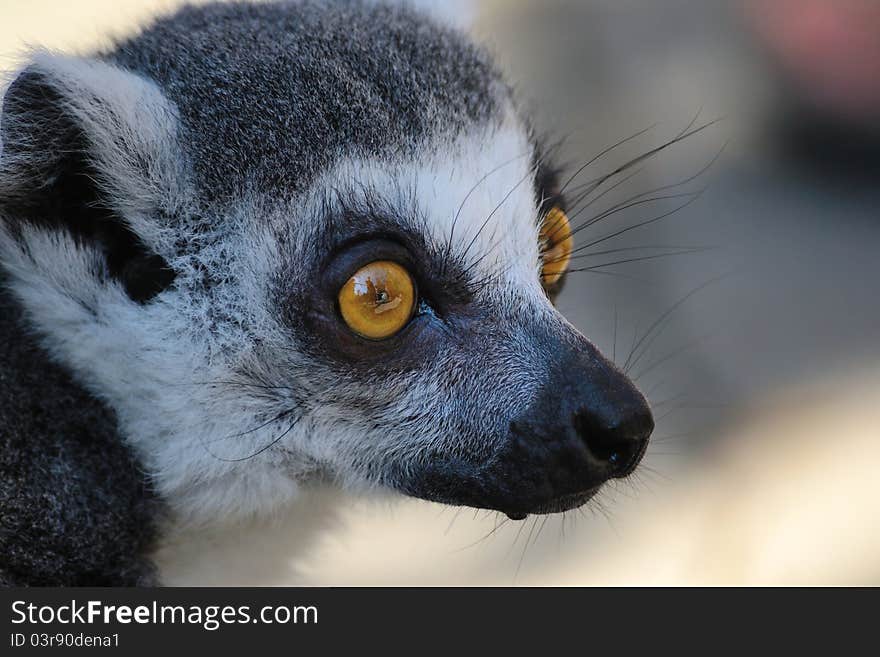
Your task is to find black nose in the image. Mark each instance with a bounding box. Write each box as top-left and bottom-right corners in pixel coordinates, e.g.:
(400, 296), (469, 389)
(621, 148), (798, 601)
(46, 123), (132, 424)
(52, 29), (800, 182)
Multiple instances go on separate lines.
(573, 399), (653, 478)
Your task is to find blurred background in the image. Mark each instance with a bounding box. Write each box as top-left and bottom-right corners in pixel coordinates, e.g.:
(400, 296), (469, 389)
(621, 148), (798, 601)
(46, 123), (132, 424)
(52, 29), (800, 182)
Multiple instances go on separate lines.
(2, 0), (878, 584)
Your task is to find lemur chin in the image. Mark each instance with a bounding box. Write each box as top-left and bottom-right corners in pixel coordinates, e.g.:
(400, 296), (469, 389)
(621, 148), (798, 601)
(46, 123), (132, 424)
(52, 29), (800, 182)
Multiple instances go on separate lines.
(0, 0), (652, 585)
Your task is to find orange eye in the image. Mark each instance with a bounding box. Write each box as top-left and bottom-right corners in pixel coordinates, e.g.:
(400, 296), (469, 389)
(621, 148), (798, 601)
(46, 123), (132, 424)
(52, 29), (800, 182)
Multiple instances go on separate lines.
(338, 260), (417, 340)
(539, 206), (573, 288)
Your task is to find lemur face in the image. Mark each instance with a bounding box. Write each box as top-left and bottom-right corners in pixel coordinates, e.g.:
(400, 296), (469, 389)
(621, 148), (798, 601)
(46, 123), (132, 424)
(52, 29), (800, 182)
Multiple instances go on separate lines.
(0, 1), (652, 521)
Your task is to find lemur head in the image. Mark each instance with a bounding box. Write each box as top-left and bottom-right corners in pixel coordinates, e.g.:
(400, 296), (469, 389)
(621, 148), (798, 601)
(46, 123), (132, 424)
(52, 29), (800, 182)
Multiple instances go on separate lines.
(0, 1), (652, 522)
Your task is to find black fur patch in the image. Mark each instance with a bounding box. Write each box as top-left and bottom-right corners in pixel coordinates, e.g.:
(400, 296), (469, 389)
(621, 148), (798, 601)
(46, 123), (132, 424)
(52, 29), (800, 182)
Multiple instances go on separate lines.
(0, 280), (162, 585)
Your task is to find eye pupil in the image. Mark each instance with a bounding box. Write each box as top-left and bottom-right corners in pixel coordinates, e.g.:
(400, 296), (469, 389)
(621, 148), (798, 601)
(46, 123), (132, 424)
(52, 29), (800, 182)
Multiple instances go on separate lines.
(338, 260), (416, 339)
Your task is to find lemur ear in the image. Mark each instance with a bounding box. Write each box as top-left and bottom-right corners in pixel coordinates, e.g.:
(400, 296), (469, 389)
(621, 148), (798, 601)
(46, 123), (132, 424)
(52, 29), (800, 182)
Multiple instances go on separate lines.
(0, 53), (184, 302)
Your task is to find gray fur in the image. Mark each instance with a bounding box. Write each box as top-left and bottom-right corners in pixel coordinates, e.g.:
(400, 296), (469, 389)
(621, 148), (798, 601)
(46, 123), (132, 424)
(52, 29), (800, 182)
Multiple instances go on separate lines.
(106, 0), (510, 202)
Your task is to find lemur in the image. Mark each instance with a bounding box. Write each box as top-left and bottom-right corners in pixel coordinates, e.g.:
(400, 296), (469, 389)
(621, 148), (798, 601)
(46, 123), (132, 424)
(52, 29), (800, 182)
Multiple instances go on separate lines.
(0, 0), (653, 586)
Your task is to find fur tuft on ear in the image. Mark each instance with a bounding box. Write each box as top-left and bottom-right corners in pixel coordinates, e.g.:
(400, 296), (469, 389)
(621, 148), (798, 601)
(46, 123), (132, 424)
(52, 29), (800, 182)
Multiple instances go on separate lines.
(0, 52), (187, 302)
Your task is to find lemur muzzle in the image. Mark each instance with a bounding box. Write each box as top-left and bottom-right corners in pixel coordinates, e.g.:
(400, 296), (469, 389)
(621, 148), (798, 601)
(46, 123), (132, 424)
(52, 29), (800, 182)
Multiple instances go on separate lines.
(401, 327), (653, 519)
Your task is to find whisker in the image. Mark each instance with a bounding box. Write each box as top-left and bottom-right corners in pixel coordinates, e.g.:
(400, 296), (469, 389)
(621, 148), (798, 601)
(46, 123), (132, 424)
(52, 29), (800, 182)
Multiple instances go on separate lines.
(565, 191), (706, 268)
(632, 330), (720, 382)
(556, 137), (724, 250)
(566, 189), (702, 244)
(637, 464), (672, 482)
(549, 244), (714, 266)
(623, 271), (732, 374)
(444, 507), (464, 535)
(650, 392), (689, 409)
(643, 377), (670, 399)
(460, 164), (539, 265)
(507, 517), (531, 558)
(566, 166), (645, 213)
(453, 517), (511, 552)
(555, 248), (707, 275)
(542, 166), (645, 245)
(200, 415), (301, 463)
(575, 118), (722, 199)
(533, 515), (551, 549)
(515, 516), (540, 581)
(559, 123), (657, 194)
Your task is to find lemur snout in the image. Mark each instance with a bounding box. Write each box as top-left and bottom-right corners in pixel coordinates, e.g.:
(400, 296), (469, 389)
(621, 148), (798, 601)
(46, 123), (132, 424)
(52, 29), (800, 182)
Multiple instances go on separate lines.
(499, 338), (654, 513)
(397, 328), (653, 518)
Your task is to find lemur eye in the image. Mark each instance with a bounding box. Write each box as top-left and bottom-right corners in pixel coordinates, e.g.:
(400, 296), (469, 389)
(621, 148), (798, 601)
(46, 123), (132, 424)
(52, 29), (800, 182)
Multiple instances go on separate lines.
(539, 206), (573, 288)
(338, 261), (417, 339)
